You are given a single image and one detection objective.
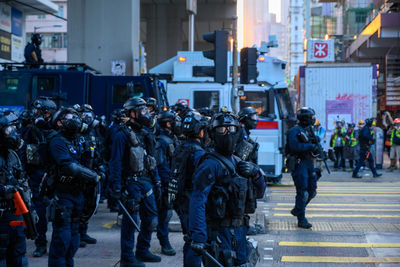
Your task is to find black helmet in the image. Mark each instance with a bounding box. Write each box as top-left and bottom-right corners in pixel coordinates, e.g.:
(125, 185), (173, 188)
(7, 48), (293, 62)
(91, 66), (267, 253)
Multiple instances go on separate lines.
(111, 109), (125, 124)
(158, 110), (181, 134)
(32, 97), (57, 116)
(296, 107), (316, 127)
(238, 107), (258, 130)
(19, 110), (34, 126)
(53, 107), (83, 136)
(172, 102), (191, 118)
(182, 111), (207, 138)
(123, 97), (154, 128)
(31, 33), (42, 46)
(211, 112), (240, 156)
(197, 107), (215, 118)
(145, 97), (157, 111)
(0, 111), (23, 150)
(348, 123), (355, 128)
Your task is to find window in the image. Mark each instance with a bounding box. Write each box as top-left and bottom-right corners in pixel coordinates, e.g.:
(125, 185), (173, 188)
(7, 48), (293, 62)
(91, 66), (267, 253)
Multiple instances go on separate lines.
(37, 77), (56, 92)
(193, 91), (220, 112)
(0, 78), (19, 92)
(239, 91), (268, 115)
(274, 88), (294, 119)
(57, 5), (64, 18)
(112, 83), (144, 104)
(27, 33), (68, 49)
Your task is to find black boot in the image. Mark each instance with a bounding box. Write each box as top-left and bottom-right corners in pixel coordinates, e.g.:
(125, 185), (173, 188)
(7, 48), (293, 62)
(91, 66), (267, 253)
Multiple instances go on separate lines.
(81, 233), (97, 244)
(136, 252), (161, 262)
(373, 173), (382, 178)
(120, 258), (145, 267)
(161, 243), (176, 256)
(290, 208), (298, 217)
(80, 240), (87, 248)
(33, 246), (47, 257)
(298, 218), (312, 229)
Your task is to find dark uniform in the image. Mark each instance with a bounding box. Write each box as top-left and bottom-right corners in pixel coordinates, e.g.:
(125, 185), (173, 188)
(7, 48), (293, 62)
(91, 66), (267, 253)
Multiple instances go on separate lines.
(0, 112), (28, 267)
(188, 112), (266, 267)
(24, 33), (44, 65)
(48, 108), (99, 267)
(236, 107), (259, 165)
(286, 107), (319, 229)
(155, 110), (181, 256)
(352, 119), (382, 178)
(108, 98), (160, 267)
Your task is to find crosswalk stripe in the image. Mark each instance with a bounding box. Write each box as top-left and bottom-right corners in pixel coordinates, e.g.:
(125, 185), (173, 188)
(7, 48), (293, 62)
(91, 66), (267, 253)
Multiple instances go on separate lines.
(281, 256), (400, 263)
(278, 242), (400, 247)
(274, 213), (400, 218)
(273, 207), (400, 211)
(272, 193), (400, 197)
(103, 221), (117, 229)
(277, 203), (400, 207)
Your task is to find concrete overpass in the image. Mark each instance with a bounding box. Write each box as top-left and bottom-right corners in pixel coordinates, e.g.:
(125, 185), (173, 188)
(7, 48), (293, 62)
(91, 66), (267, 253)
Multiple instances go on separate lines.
(68, 0), (236, 75)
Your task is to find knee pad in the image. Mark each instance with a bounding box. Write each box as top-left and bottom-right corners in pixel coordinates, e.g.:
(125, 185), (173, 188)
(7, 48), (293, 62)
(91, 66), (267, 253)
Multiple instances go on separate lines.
(301, 191), (309, 203)
(308, 190), (317, 201)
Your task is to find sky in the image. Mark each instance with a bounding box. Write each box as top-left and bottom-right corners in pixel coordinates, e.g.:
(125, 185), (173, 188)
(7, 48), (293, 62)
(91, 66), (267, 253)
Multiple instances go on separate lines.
(269, 0), (281, 22)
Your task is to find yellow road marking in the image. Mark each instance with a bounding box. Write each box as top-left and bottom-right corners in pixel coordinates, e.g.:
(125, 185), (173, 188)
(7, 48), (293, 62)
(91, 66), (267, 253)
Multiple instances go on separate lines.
(273, 207), (400, 212)
(281, 256), (400, 263)
(277, 203), (400, 207)
(279, 242), (400, 248)
(274, 213), (400, 218)
(272, 193), (400, 197)
(103, 221), (117, 229)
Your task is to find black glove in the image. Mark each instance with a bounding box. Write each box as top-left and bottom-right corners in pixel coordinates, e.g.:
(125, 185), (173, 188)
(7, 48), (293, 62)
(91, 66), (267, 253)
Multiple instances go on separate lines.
(312, 144), (320, 153)
(2, 185), (17, 199)
(153, 183), (162, 207)
(237, 161), (259, 178)
(191, 241), (205, 254)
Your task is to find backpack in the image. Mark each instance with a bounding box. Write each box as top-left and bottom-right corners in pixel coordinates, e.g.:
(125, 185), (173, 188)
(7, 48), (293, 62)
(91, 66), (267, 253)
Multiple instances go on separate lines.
(168, 142), (203, 212)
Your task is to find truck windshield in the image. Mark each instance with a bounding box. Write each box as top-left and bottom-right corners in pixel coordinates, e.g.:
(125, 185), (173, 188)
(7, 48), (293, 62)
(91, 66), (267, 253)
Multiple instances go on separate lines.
(239, 91), (268, 115)
(274, 88), (294, 119)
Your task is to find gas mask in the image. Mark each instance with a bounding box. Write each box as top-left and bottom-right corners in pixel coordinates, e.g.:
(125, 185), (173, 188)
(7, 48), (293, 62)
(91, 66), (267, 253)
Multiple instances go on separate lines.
(213, 125), (239, 156)
(135, 106), (154, 128)
(244, 113), (258, 130)
(1, 125), (24, 151)
(62, 113), (83, 136)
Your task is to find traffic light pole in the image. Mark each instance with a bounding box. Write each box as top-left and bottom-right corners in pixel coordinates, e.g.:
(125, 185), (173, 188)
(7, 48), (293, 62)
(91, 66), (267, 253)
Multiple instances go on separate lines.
(232, 17), (239, 114)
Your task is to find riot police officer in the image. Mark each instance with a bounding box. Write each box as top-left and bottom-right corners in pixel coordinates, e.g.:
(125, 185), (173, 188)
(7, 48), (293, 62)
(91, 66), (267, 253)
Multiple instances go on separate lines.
(108, 97), (160, 267)
(169, 111), (207, 266)
(188, 112), (266, 267)
(0, 111), (28, 267)
(74, 104), (102, 247)
(24, 97), (57, 257)
(236, 107), (259, 164)
(155, 110), (181, 256)
(47, 107), (99, 267)
(286, 107), (320, 229)
(352, 118), (382, 178)
(145, 97), (158, 117)
(24, 33), (44, 66)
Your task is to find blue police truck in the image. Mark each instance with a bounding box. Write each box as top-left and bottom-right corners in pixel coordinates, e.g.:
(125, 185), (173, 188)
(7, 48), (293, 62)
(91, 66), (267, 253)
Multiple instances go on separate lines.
(0, 63), (168, 117)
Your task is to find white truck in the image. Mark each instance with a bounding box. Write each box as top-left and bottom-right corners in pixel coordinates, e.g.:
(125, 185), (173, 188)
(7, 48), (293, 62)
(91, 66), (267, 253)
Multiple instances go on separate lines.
(297, 63), (377, 149)
(150, 51), (295, 183)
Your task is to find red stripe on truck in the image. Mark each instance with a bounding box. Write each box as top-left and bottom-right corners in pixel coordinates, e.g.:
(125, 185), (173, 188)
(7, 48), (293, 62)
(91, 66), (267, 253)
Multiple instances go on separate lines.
(256, 121), (279, 129)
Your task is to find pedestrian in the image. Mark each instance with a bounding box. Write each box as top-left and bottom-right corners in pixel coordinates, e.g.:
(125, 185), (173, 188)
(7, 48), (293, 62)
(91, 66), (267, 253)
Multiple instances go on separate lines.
(388, 118), (400, 172)
(352, 119), (382, 178)
(330, 120), (346, 171)
(286, 107), (321, 229)
(344, 123), (359, 172)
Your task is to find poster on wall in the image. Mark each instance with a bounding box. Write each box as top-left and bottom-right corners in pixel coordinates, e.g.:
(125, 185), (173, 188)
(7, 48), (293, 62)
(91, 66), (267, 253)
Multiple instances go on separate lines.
(0, 30), (11, 60)
(11, 34), (23, 62)
(0, 3), (12, 33)
(325, 100), (353, 131)
(11, 8), (23, 37)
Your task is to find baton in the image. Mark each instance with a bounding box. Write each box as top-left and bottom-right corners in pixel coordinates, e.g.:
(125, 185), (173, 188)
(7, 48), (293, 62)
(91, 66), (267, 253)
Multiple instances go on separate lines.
(118, 200), (140, 232)
(203, 250), (223, 267)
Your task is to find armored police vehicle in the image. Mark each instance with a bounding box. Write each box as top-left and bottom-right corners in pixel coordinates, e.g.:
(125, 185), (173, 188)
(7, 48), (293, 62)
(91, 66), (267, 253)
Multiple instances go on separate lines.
(150, 51), (295, 183)
(0, 63), (167, 118)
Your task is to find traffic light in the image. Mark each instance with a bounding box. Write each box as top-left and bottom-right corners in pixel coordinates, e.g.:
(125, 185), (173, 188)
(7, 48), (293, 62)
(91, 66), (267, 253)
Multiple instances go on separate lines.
(240, 47), (257, 84)
(202, 30), (228, 83)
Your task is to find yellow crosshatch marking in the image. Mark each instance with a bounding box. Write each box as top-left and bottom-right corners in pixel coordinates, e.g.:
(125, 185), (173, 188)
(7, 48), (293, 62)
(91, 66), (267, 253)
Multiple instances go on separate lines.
(273, 207), (400, 212)
(278, 242), (400, 248)
(276, 203), (400, 207)
(281, 256), (400, 263)
(274, 214), (400, 218)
